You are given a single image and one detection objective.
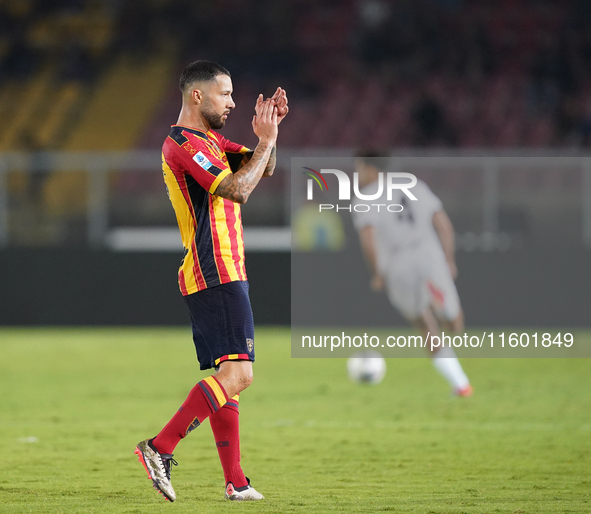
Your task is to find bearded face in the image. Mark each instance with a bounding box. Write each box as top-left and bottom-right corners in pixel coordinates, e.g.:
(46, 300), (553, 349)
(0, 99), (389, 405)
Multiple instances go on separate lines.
(201, 100), (226, 130)
(198, 74), (234, 130)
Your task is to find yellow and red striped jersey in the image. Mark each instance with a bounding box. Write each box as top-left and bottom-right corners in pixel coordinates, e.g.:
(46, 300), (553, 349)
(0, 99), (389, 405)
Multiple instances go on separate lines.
(162, 125), (251, 295)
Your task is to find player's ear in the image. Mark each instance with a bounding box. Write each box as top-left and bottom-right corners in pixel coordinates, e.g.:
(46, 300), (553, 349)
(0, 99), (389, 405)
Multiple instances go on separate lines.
(191, 88), (204, 104)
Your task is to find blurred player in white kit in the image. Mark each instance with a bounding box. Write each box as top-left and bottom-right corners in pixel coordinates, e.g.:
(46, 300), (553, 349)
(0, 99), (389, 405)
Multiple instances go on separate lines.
(352, 153), (473, 397)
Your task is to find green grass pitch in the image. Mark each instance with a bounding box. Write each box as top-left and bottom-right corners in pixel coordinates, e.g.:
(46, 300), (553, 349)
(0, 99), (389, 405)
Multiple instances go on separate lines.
(1, 327), (590, 513)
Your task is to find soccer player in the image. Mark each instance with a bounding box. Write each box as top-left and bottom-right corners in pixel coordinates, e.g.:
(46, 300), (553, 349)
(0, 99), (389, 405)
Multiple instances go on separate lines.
(135, 61), (288, 502)
(352, 153), (473, 397)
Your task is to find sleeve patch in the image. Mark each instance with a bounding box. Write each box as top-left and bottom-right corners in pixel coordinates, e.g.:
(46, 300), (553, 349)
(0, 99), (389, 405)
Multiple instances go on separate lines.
(193, 151), (213, 170)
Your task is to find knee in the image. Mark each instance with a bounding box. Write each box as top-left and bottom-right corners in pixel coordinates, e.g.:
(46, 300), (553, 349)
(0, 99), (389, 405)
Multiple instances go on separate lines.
(238, 368), (253, 390)
(227, 367), (252, 396)
(215, 362), (253, 396)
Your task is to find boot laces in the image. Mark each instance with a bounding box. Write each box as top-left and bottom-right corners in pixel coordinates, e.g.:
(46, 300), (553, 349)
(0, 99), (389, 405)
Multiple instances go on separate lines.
(160, 454), (178, 480)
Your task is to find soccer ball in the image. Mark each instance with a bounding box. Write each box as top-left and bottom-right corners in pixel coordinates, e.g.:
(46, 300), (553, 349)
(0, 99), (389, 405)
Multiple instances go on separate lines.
(347, 351), (386, 384)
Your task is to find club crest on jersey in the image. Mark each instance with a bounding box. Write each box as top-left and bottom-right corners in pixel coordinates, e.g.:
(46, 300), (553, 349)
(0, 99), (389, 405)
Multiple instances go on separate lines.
(246, 338), (254, 353)
(193, 151), (213, 170)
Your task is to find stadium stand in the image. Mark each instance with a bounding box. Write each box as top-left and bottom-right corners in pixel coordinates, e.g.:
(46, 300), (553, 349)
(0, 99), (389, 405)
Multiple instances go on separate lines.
(64, 53), (175, 150)
(1, 0), (591, 246)
(2, 0), (591, 151)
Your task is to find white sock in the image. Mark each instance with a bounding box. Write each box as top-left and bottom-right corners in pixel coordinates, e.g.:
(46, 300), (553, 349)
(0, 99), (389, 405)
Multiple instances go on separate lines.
(432, 346), (470, 391)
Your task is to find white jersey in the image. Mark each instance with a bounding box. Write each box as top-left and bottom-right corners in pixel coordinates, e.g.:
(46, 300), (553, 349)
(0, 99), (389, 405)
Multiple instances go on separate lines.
(352, 179), (460, 320)
(352, 179), (445, 275)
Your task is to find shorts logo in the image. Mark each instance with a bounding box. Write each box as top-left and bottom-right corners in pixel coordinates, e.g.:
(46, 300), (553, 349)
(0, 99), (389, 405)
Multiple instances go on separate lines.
(193, 151), (213, 170)
(246, 338), (254, 353)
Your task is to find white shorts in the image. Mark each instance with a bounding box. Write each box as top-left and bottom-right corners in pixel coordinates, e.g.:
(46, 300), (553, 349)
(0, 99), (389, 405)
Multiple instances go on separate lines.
(384, 249), (461, 321)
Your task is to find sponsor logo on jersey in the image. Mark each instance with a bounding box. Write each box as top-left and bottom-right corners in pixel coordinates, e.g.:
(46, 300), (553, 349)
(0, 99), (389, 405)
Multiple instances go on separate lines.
(193, 151), (213, 170)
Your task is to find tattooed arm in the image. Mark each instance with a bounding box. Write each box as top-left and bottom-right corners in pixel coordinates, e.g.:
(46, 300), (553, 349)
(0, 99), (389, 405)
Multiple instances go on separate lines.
(235, 145), (276, 177)
(215, 142), (275, 203)
(263, 146), (276, 177)
(215, 97), (278, 204)
(229, 88), (286, 181)
(262, 87), (287, 178)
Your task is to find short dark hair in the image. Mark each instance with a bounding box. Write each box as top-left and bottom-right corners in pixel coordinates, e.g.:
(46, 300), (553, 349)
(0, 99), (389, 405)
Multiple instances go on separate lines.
(355, 149), (390, 171)
(179, 60), (231, 92)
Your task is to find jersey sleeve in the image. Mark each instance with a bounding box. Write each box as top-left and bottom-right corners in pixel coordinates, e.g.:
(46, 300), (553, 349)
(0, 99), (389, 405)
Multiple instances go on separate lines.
(212, 131), (250, 154)
(173, 137), (232, 194)
(415, 180), (443, 216)
(209, 132), (253, 173)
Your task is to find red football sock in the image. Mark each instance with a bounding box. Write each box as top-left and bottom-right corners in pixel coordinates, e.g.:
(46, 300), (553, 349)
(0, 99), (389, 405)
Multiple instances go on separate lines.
(209, 393), (248, 488)
(152, 376), (229, 455)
